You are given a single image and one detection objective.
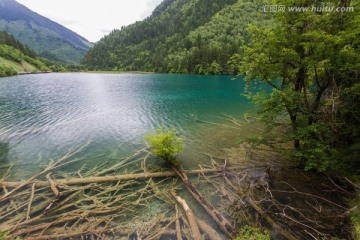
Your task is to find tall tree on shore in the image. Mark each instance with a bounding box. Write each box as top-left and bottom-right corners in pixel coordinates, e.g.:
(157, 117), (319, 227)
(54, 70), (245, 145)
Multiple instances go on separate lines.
(241, 0), (360, 171)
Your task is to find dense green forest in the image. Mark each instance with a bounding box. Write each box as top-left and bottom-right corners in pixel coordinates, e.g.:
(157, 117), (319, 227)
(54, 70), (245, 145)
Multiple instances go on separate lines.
(82, 0), (271, 74)
(0, 31), (68, 77)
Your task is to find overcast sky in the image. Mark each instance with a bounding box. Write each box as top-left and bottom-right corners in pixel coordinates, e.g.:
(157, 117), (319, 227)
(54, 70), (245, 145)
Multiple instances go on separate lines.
(16, 0), (163, 42)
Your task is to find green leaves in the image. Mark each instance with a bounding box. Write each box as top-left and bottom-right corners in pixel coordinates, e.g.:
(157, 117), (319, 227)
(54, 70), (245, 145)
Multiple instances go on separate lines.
(241, 0), (360, 172)
(144, 127), (184, 165)
(293, 123), (335, 171)
(234, 225), (270, 240)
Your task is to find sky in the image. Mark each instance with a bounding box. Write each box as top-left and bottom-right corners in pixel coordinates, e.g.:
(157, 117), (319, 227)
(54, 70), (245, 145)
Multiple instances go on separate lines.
(16, 0), (163, 42)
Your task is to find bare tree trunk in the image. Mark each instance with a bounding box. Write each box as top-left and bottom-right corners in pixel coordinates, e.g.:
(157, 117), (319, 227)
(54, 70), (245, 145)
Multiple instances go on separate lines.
(1, 167), (241, 189)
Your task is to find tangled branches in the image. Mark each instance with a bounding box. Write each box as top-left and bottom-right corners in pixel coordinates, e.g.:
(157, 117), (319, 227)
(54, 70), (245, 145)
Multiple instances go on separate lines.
(0, 143), (354, 239)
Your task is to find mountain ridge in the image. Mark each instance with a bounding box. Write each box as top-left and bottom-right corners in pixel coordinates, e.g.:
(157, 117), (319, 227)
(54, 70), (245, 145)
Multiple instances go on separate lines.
(0, 0), (92, 64)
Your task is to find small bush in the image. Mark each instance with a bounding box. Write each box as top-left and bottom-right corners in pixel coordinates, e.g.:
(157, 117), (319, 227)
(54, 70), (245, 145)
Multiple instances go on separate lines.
(234, 225), (270, 240)
(145, 127), (184, 165)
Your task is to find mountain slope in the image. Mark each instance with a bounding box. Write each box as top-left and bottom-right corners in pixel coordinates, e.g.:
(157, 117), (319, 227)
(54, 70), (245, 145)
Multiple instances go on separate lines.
(0, 31), (68, 77)
(0, 42), (47, 77)
(82, 0), (270, 74)
(0, 0), (92, 64)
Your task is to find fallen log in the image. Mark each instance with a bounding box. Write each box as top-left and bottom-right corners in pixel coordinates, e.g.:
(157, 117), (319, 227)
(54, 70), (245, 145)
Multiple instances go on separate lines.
(0, 167), (248, 188)
(172, 167), (238, 239)
(26, 183), (36, 220)
(43, 174), (63, 214)
(172, 191), (202, 240)
(175, 205), (183, 240)
(46, 174), (61, 196)
(196, 218), (223, 240)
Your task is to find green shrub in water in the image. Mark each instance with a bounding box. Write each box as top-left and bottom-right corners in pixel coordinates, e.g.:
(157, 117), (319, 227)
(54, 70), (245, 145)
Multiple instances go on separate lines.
(0, 231), (20, 240)
(145, 127), (184, 165)
(234, 225), (270, 240)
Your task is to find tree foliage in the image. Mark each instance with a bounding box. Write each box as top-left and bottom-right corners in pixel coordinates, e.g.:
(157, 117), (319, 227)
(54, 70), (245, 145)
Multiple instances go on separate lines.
(241, 0), (360, 172)
(145, 127), (184, 165)
(82, 0), (271, 74)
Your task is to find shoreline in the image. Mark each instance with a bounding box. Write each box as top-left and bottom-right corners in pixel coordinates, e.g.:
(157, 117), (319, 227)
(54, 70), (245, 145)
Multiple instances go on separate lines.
(17, 71), (51, 75)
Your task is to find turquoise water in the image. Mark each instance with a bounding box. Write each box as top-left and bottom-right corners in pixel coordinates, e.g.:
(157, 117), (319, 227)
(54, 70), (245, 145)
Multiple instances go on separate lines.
(0, 73), (252, 178)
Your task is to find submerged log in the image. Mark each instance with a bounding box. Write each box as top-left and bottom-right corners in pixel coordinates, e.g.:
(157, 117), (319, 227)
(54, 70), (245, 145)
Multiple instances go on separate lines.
(172, 191), (202, 240)
(172, 167), (238, 239)
(196, 218), (223, 240)
(175, 205), (183, 240)
(26, 183), (36, 220)
(0, 167), (247, 189)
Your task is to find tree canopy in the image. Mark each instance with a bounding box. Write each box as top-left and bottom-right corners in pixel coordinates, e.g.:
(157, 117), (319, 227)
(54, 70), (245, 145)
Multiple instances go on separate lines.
(82, 0), (271, 74)
(241, 0), (360, 172)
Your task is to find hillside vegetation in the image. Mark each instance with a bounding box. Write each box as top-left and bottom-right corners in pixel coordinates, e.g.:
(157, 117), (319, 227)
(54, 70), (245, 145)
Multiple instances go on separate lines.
(82, 0), (270, 74)
(0, 31), (66, 77)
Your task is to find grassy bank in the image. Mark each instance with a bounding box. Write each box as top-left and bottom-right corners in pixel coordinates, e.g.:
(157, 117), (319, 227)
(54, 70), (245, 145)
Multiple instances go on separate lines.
(0, 56), (37, 74)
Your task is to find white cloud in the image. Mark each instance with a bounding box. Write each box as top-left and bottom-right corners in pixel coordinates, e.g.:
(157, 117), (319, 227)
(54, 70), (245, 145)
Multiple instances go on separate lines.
(141, 0), (163, 17)
(16, 0), (164, 42)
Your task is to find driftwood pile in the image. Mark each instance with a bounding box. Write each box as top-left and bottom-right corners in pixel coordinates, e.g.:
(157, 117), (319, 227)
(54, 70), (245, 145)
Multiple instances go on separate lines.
(0, 144), (354, 239)
(0, 144), (247, 239)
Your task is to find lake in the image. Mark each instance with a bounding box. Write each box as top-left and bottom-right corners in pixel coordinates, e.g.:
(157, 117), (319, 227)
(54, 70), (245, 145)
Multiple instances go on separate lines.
(0, 73), (352, 240)
(0, 73), (252, 179)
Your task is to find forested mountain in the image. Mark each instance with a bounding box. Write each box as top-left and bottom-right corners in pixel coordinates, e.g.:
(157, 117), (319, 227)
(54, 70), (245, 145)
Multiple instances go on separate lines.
(82, 0), (270, 74)
(0, 0), (92, 64)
